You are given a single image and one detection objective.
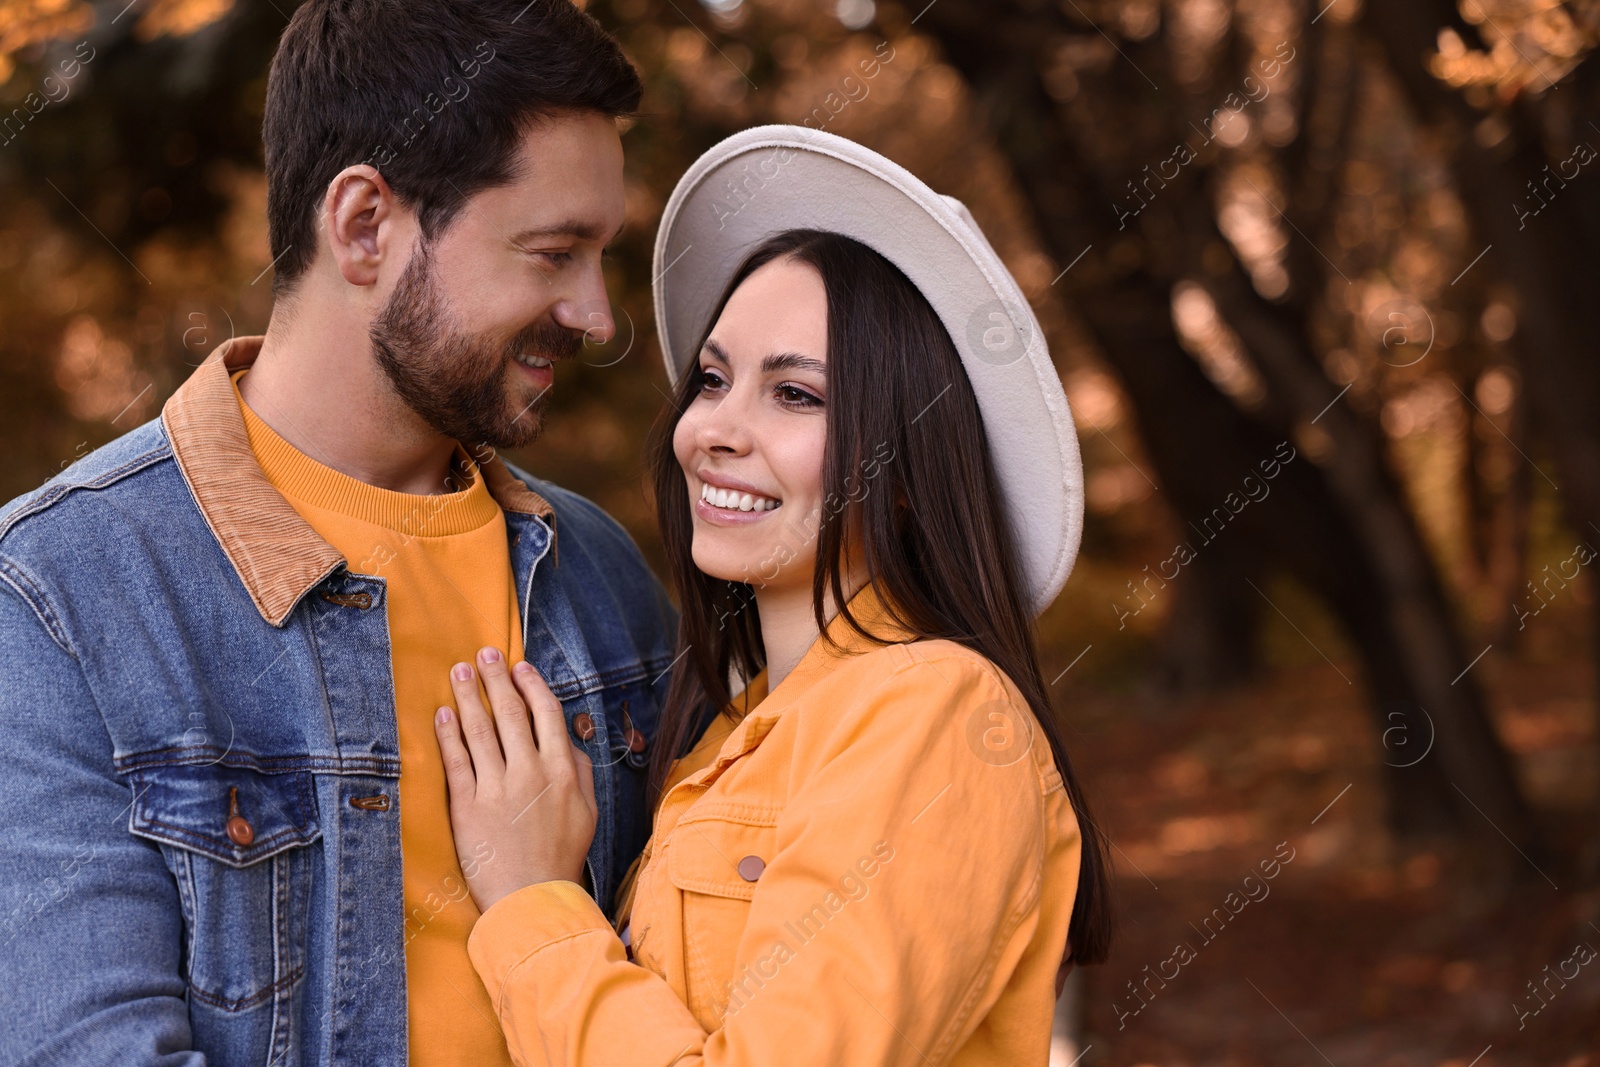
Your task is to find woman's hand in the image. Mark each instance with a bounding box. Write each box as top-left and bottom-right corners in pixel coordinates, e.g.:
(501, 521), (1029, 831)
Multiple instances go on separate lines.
(434, 647), (597, 914)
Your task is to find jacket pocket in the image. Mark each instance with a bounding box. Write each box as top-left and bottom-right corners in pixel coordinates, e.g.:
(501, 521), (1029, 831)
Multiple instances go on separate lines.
(126, 763), (320, 1015)
(666, 812), (778, 1022)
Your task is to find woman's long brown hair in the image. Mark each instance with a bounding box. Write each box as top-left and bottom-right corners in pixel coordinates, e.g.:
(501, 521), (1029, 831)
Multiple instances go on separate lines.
(646, 229), (1113, 964)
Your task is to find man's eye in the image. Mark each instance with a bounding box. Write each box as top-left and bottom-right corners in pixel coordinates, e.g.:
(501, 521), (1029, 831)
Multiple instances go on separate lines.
(521, 249), (574, 268)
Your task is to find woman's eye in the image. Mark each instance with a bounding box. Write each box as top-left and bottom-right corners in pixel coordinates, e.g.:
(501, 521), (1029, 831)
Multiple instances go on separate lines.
(698, 370), (728, 394)
(776, 384), (823, 409)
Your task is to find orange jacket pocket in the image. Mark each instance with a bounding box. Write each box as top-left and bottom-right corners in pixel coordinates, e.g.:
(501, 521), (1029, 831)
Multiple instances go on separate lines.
(666, 814), (777, 1022)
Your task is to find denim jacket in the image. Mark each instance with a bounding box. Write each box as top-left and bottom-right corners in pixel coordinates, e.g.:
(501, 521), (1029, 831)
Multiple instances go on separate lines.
(0, 337), (678, 1066)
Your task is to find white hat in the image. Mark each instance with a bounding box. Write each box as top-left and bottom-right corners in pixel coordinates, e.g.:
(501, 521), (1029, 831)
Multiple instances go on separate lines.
(652, 125), (1083, 616)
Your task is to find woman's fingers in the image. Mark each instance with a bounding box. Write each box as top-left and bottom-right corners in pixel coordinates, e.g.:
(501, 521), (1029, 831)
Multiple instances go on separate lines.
(449, 659), (506, 781)
(512, 661), (595, 799)
(571, 741), (597, 817)
(511, 660), (568, 759)
(514, 660), (598, 837)
(475, 647), (538, 767)
(433, 705), (477, 803)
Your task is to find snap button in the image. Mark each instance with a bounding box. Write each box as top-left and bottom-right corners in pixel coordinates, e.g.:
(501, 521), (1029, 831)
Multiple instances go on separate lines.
(572, 712), (595, 741)
(225, 786), (254, 846)
(621, 702), (647, 754)
(736, 855), (765, 882)
(349, 793), (391, 811)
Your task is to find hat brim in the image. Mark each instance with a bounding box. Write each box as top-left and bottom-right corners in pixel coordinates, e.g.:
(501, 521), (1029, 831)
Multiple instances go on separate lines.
(652, 125), (1083, 617)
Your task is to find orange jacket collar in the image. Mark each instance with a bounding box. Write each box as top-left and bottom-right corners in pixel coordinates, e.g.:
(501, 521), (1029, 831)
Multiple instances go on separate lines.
(684, 580), (921, 788)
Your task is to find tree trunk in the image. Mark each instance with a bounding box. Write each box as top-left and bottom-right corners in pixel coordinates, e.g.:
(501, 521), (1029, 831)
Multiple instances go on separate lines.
(1360, 0), (1600, 870)
(916, 0), (1538, 854)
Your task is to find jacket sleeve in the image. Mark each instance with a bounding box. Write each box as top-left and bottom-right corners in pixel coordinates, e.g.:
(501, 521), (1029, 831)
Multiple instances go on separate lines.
(0, 565), (203, 1065)
(468, 653), (1061, 1067)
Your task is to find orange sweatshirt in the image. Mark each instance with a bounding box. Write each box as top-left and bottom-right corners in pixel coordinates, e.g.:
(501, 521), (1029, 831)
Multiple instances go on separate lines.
(235, 373), (520, 1066)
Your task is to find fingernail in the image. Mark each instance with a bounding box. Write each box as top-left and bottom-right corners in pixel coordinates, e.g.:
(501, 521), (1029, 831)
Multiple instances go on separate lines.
(480, 647), (502, 664)
(436, 707), (452, 725)
(452, 663), (472, 681)
(514, 661), (533, 676)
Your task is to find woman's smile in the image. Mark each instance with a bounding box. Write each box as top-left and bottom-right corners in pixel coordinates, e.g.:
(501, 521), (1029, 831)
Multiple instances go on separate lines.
(693, 471), (783, 525)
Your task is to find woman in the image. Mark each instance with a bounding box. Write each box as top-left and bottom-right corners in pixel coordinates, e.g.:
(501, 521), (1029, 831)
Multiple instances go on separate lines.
(433, 126), (1112, 1065)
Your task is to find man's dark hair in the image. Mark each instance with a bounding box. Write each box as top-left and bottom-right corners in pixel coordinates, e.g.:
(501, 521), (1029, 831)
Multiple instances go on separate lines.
(263, 0), (642, 296)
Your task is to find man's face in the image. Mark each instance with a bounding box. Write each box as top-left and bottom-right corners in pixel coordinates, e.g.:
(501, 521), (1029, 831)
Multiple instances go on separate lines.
(369, 110), (626, 451)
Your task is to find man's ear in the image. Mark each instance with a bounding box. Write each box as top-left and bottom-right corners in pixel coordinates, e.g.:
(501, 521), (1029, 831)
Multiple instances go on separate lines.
(322, 164), (399, 288)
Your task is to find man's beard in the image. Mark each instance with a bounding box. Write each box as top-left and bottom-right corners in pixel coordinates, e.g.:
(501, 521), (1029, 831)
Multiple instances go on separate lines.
(369, 241), (581, 451)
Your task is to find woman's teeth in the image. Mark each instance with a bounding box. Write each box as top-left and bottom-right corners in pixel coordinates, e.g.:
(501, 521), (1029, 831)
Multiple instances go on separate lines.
(700, 483), (780, 512)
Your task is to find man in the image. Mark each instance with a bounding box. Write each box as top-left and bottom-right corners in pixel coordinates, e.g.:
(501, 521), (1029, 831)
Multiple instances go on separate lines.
(0, 2), (675, 1063)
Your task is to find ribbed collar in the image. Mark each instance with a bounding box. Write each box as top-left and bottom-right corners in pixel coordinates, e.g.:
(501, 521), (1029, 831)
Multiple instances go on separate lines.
(235, 371), (501, 538)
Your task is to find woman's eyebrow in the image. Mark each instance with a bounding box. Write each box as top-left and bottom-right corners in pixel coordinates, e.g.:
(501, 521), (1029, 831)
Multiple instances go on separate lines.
(698, 342), (825, 376)
(761, 352), (826, 375)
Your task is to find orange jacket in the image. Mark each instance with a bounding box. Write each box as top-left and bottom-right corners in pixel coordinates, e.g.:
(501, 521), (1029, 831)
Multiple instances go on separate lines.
(467, 583), (1082, 1065)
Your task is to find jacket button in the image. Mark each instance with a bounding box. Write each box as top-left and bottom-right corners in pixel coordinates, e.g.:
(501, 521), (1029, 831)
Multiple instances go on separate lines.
(572, 712), (596, 741)
(736, 855), (765, 882)
(625, 727), (647, 754)
(227, 815), (255, 847)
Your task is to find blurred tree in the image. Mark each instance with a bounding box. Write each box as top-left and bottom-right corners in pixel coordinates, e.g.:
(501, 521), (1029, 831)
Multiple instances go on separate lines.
(1361, 0), (1600, 866)
(908, 0), (1544, 861)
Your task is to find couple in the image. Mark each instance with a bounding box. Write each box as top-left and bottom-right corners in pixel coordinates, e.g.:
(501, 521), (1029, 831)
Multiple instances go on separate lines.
(0, 1), (1111, 1064)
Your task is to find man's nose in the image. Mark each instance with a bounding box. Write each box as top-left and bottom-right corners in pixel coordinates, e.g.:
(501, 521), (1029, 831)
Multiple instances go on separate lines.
(552, 266), (616, 345)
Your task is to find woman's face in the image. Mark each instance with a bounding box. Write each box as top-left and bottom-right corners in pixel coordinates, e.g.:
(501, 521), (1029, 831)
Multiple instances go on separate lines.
(672, 256), (830, 594)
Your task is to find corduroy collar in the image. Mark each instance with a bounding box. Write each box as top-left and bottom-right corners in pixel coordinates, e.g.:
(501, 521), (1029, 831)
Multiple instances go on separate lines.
(161, 335), (555, 626)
